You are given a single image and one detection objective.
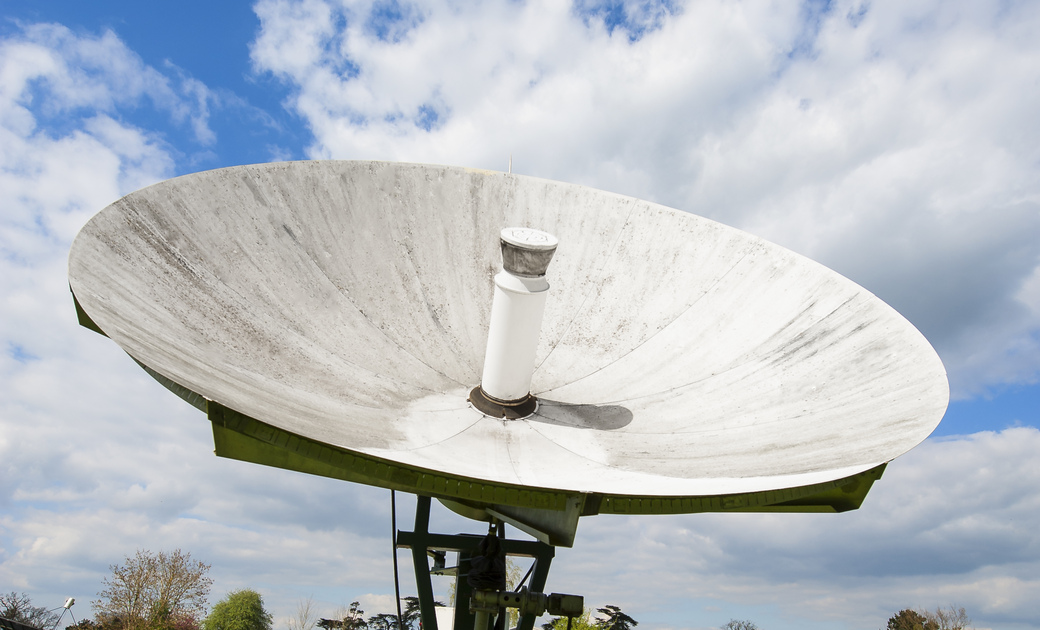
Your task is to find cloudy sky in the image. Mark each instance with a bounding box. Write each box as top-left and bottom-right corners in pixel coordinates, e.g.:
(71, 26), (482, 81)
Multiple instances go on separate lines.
(2, 0), (1039, 629)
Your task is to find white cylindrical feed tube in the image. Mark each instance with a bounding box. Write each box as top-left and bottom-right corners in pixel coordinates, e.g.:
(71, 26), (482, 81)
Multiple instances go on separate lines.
(481, 271), (549, 401)
(470, 227), (557, 419)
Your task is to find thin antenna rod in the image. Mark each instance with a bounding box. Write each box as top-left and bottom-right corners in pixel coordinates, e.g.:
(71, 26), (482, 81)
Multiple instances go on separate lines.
(508, 155), (512, 174)
(391, 490), (404, 630)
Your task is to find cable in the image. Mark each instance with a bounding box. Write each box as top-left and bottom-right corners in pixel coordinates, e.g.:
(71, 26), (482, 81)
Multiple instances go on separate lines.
(514, 564), (535, 592)
(391, 490), (404, 630)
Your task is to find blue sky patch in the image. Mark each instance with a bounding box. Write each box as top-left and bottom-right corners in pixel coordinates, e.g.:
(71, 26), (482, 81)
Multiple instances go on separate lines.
(7, 343), (39, 363)
(846, 2), (870, 28)
(365, 0), (423, 43)
(4, 0), (309, 170)
(787, 0), (836, 60)
(936, 383), (1040, 436)
(572, 0), (680, 42)
(414, 103), (443, 131)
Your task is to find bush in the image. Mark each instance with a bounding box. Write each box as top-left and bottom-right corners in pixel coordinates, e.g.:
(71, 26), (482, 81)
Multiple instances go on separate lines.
(202, 591), (272, 630)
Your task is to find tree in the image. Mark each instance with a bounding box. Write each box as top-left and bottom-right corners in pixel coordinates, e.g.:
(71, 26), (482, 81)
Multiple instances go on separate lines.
(163, 616), (200, 630)
(503, 561), (523, 630)
(541, 609), (596, 630)
(94, 550), (212, 630)
(924, 606), (973, 630)
(202, 590), (272, 630)
(886, 609), (936, 630)
(401, 598), (420, 630)
(318, 602), (366, 630)
(722, 621), (758, 630)
(342, 603), (366, 630)
(288, 598), (317, 630)
(400, 596), (444, 630)
(1, 592), (61, 628)
(68, 616), (124, 630)
(364, 614), (399, 630)
(594, 606), (636, 630)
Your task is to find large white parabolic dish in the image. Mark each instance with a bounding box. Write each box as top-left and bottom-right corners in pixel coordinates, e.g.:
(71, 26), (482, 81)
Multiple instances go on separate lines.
(68, 161), (948, 520)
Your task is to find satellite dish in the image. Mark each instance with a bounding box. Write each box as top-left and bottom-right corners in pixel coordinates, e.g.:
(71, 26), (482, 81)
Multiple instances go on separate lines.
(68, 161), (948, 547)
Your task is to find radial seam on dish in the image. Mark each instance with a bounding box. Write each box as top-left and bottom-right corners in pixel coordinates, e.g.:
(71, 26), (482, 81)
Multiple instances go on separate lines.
(756, 294), (862, 369)
(161, 265), (451, 402)
(384, 210), (475, 387)
(522, 414), (621, 467)
(294, 234), (464, 394)
(83, 221), (449, 406)
(392, 408), (486, 451)
(245, 168), (468, 392)
(192, 356), (401, 413)
(535, 245), (755, 393)
(504, 430), (527, 485)
(541, 291), (882, 411)
(533, 200), (640, 375)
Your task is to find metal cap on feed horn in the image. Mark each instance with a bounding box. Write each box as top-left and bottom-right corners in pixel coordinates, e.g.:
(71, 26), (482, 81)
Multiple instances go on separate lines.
(500, 227), (558, 276)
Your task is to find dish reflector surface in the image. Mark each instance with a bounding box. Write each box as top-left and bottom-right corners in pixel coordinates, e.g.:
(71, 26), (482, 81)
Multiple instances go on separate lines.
(68, 161), (948, 500)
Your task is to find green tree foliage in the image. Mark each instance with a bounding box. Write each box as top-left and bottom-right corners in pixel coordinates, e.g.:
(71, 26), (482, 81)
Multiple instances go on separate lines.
(202, 590), (272, 630)
(886, 606), (973, 630)
(317, 603), (366, 630)
(594, 606), (636, 630)
(722, 621), (759, 630)
(94, 550), (212, 630)
(146, 601), (204, 630)
(886, 609), (934, 630)
(0, 592), (61, 628)
(364, 613), (398, 630)
(399, 596), (444, 630)
(504, 560), (523, 630)
(400, 598), (420, 630)
(66, 616), (124, 630)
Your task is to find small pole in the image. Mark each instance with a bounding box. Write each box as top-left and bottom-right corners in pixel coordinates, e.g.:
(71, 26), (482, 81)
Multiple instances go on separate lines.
(392, 491), (404, 630)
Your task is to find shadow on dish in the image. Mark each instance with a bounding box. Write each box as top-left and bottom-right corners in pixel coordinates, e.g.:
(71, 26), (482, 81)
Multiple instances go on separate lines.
(531, 399), (633, 430)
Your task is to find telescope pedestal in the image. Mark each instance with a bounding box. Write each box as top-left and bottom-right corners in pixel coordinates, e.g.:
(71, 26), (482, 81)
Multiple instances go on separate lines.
(396, 496), (557, 630)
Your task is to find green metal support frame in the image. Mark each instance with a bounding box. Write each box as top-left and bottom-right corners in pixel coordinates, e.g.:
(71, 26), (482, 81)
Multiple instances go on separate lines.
(396, 496), (556, 630)
(203, 399), (887, 520)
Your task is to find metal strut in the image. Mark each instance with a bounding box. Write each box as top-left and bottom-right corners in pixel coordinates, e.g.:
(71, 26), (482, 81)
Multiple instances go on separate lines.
(396, 496), (562, 630)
